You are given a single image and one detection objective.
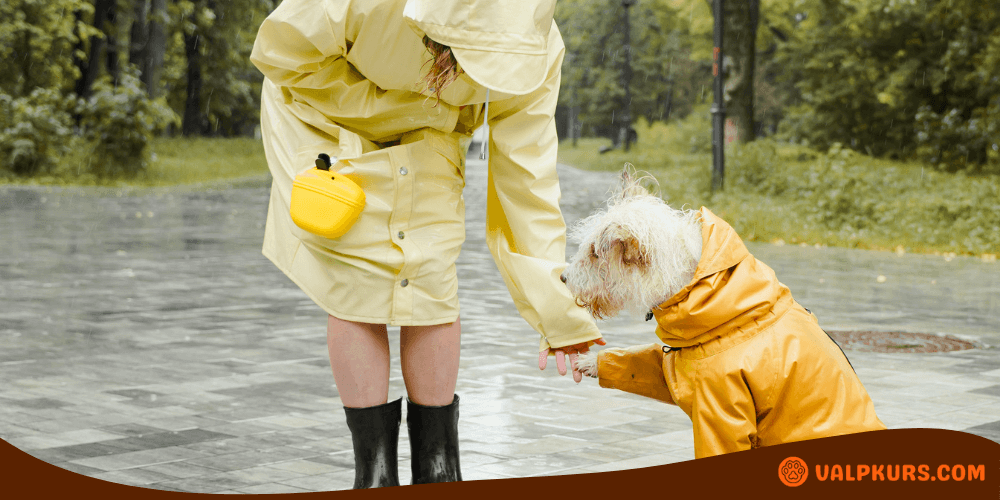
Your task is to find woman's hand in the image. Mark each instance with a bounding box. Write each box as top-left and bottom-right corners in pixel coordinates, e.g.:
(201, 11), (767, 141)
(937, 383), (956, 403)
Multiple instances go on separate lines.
(538, 338), (606, 383)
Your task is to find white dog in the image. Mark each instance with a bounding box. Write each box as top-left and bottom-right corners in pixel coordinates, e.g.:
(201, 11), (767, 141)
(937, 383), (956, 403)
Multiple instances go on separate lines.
(562, 166), (884, 458)
(563, 169), (703, 327)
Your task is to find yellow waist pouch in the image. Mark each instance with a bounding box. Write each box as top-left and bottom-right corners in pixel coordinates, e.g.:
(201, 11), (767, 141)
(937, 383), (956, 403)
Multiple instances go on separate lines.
(290, 154), (365, 239)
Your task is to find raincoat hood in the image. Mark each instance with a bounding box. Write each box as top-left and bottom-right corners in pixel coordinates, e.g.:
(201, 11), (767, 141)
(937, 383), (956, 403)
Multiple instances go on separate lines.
(652, 207), (780, 348)
(403, 0), (556, 95)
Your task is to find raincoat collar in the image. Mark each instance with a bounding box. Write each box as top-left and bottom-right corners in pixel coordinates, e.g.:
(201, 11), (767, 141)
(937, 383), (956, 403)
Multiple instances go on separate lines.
(651, 207), (781, 348)
(403, 0), (556, 95)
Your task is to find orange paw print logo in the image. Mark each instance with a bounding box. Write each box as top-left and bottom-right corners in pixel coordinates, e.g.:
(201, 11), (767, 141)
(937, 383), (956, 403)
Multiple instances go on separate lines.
(779, 457), (808, 487)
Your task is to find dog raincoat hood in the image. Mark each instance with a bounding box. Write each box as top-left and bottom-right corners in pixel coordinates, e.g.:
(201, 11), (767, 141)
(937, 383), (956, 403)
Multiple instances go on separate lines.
(651, 208), (767, 347)
(597, 207), (885, 457)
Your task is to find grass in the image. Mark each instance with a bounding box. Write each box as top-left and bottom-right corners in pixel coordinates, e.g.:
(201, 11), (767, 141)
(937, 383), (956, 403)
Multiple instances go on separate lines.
(558, 112), (1000, 258)
(4, 121), (997, 258)
(1, 136), (270, 188)
(140, 137), (271, 186)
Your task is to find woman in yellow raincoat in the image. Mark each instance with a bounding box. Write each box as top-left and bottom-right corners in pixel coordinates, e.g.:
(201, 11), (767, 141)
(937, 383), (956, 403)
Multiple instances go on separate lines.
(250, 0), (603, 488)
(595, 208), (885, 458)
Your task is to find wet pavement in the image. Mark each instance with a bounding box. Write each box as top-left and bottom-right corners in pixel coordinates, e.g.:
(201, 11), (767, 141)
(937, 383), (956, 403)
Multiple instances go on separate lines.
(1, 153), (999, 493)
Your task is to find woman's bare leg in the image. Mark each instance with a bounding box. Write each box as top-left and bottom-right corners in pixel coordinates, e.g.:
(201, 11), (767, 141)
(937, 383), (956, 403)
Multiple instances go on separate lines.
(399, 318), (461, 406)
(327, 315), (390, 408)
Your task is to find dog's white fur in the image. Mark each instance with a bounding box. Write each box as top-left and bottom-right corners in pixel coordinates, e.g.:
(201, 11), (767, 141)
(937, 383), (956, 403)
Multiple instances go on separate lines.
(564, 167), (703, 378)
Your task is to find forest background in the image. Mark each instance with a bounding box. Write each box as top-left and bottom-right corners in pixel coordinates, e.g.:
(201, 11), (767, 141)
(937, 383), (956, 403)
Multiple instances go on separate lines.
(1, 0), (997, 256)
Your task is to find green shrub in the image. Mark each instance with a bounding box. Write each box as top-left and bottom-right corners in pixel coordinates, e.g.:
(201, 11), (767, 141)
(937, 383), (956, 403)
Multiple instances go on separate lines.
(0, 89), (75, 176)
(77, 71), (178, 177)
(728, 140), (789, 196)
(560, 110), (1000, 256)
(915, 106), (997, 172)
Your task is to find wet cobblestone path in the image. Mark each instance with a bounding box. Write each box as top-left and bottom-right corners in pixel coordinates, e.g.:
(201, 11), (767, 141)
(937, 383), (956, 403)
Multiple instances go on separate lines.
(1, 155), (998, 492)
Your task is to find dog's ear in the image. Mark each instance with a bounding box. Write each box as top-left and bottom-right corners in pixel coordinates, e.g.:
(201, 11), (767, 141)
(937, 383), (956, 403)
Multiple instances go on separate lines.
(620, 166), (635, 187)
(600, 224), (648, 268)
(613, 164), (653, 203)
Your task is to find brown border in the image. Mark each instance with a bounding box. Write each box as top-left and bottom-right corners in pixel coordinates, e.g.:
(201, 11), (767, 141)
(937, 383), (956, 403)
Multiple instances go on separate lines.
(4, 429), (998, 499)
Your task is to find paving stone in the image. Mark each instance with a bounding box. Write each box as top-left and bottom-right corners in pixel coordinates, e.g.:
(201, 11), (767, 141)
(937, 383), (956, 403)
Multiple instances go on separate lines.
(183, 446), (320, 472)
(275, 469), (356, 492)
(235, 483), (313, 494)
(303, 452), (355, 470)
(25, 442), (126, 463)
(5, 398), (72, 410)
(52, 461), (107, 477)
(266, 458), (342, 475)
(223, 464), (307, 484)
(90, 467), (181, 486)
(69, 446), (210, 471)
(969, 384), (1000, 398)
(139, 461), (221, 479)
(152, 473), (260, 494)
(100, 423), (173, 437)
(2, 152), (999, 494)
(964, 420), (1000, 434)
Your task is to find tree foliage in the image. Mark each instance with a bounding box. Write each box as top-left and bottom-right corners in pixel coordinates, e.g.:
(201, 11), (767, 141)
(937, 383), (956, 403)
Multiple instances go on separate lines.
(0, 0), (274, 178)
(0, 0), (96, 96)
(0, 0), (93, 175)
(556, 0), (713, 141)
(161, 0), (274, 136)
(3, 0), (998, 178)
(773, 0), (1000, 170)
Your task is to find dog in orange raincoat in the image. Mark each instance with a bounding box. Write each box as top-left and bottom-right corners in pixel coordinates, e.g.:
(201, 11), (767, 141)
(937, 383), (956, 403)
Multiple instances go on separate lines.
(562, 167), (885, 458)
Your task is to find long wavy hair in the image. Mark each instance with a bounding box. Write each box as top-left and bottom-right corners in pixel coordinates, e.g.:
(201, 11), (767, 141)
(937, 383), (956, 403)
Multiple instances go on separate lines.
(420, 35), (462, 104)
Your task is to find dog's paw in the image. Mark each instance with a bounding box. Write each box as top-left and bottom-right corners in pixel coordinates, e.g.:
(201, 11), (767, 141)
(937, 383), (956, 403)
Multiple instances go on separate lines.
(576, 352), (599, 378)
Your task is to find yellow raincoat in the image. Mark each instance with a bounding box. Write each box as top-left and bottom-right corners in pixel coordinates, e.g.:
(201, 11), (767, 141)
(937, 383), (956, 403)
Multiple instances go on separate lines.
(250, 0), (601, 350)
(597, 208), (885, 458)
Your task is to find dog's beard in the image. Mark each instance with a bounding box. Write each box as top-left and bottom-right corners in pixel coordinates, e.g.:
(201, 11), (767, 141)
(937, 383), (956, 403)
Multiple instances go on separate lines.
(576, 292), (623, 320)
(567, 269), (622, 319)
(603, 267), (660, 317)
(569, 266), (656, 320)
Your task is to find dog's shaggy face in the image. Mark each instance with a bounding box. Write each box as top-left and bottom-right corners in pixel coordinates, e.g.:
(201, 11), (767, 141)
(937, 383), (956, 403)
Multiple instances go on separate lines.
(562, 168), (703, 320)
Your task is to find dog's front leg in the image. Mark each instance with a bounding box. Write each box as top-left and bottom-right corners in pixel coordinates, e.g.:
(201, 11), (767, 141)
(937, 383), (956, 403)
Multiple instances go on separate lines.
(588, 344), (676, 405)
(576, 351), (600, 378)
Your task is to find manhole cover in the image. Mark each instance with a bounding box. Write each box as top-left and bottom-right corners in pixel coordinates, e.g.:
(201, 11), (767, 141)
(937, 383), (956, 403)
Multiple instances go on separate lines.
(827, 331), (976, 353)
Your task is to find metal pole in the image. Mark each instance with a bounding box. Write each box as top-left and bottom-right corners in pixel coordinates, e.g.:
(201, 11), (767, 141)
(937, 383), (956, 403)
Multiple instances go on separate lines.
(621, 0), (635, 152)
(711, 0), (725, 192)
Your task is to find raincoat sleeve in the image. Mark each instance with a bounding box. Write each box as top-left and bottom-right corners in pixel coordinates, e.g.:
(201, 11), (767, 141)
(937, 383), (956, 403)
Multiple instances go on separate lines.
(485, 31), (602, 351)
(597, 345), (675, 404)
(249, 0), (458, 142)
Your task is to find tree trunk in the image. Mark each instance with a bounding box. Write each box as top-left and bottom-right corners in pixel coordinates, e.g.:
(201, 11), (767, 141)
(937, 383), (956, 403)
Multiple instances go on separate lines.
(104, 0), (120, 85)
(72, 8), (87, 99)
(143, 0), (167, 98)
(183, 31), (205, 136)
(129, 0), (150, 70)
(75, 0), (115, 99)
(722, 0), (759, 143)
(663, 75), (675, 121)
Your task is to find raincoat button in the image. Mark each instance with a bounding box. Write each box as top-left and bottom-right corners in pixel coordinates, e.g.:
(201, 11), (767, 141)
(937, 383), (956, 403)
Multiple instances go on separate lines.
(399, 167), (408, 175)
(398, 231), (405, 239)
(401, 279), (409, 287)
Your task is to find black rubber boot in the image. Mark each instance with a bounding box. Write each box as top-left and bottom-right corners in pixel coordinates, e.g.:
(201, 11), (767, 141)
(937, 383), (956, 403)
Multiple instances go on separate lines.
(343, 398), (401, 489)
(407, 395), (463, 484)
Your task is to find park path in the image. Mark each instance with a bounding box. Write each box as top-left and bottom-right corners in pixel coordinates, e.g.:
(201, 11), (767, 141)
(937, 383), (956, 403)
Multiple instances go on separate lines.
(1, 153), (998, 492)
